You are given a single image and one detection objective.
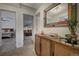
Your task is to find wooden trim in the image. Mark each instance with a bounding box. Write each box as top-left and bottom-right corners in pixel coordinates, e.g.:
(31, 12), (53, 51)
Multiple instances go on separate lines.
(44, 10), (47, 27)
(40, 38), (41, 56)
(35, 35), (40, 56)
(50, 41), (54, 56)
(44, 3), (61, 27)
(44, 3), (60, 12)
(35, 35), (37, 55)
(35, 35), (41, 56)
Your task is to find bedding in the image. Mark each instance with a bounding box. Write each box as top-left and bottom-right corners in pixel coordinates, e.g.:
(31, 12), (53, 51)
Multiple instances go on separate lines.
(2, 28), (14, 38)
(2, 32), (13, 38)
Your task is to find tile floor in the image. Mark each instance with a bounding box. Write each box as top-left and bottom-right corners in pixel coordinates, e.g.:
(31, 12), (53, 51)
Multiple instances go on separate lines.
(1, 37), (16, 52)
(0, 36), (36, 56)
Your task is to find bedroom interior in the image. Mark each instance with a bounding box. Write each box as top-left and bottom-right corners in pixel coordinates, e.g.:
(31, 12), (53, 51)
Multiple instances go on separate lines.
(0, 10), (16, 51)
(23, 14), (33, 46)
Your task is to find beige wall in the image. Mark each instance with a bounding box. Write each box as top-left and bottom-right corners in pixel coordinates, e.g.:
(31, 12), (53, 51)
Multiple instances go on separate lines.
(0, 3), (36, 48)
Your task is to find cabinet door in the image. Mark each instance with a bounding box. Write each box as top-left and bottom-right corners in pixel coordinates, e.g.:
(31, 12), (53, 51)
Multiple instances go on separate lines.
(41, 38), (51, 56)
(69, 52), (79, 56)
(35, 35), (41, 55)
(54, 43), (69, 56)
(68, 49), (79, 56)
(50, 41), (55, 56)
(54, 42), (79, 56)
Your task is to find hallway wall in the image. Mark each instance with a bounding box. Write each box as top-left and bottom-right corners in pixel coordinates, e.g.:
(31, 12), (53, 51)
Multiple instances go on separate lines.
(33, 3), (70, 40)
(0, 3), (36, 48)
(34, 3), (79, 40)
(32, 4), (51, 41)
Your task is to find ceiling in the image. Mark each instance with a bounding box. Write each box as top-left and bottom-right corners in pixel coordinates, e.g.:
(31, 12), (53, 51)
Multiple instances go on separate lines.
(22, 3), (43, 9)
(4, 3), (43, 9)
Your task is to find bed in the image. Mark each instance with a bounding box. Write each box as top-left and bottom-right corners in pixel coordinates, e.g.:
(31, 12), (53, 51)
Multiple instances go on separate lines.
(2, 28), (15, 38)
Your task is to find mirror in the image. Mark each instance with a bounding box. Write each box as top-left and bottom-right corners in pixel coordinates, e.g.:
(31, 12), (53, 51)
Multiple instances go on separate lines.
(44, 3), (68, 27)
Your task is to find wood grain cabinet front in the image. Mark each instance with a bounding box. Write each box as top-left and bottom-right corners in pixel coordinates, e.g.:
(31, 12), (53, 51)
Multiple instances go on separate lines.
(35, 35), (41, 55)
(41, 38), (51, 56)
(54, 42), (79, 56)
(54, 42), (70, 56)
(35, 34), (79, 56)
(35, 35), (55, 56)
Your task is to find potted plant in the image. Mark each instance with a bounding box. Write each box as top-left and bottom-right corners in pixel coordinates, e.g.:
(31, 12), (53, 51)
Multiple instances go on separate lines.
(65, 3), (78, 45)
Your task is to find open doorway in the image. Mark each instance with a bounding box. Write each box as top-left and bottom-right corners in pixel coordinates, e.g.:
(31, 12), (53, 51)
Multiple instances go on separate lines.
(0, 10), (16, 52)
(23, 14), (33, 46)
